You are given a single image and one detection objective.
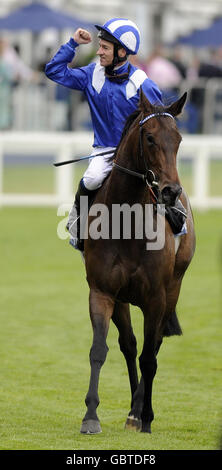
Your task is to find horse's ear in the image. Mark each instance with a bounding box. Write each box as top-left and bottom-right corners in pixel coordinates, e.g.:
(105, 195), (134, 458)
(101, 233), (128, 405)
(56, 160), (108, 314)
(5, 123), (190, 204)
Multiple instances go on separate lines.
(166, 92), (187, 117)
(139, 87), (153, 113)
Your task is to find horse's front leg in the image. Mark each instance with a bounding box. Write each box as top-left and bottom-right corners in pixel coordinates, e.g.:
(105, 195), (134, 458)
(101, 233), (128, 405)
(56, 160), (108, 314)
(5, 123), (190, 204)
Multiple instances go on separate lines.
(80, 289), (114, 434)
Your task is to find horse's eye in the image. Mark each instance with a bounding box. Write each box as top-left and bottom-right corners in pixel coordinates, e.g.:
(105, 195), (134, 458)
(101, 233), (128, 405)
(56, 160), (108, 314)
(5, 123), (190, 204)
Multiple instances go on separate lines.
(146, 133), (156, 146)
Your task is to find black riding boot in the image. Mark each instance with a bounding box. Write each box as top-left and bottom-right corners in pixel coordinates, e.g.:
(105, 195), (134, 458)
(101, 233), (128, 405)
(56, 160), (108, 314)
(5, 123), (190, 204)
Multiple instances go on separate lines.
(165, 199), (187, 235)
(67, 179), (97, 252)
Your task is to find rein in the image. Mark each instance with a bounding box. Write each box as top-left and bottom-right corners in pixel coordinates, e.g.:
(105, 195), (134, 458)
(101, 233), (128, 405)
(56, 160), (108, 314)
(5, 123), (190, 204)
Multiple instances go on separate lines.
(113, 112), (174, 202)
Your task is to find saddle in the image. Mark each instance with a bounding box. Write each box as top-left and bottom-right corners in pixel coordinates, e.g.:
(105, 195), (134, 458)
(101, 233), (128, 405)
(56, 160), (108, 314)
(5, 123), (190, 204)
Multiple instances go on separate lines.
(70, 180), (187, 252)
(86, 190), (187, 239)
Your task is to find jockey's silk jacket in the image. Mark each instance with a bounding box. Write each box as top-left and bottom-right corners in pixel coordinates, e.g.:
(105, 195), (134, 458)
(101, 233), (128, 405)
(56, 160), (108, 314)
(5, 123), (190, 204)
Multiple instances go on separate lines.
(45, 38), (162, 148)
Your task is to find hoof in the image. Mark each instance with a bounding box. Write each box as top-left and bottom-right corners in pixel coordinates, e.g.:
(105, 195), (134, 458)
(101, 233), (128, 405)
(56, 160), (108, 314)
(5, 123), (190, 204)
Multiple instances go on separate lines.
(140, 422), (151, 433)
(125, 415), (142, 432)
(80, 419), (102, 434)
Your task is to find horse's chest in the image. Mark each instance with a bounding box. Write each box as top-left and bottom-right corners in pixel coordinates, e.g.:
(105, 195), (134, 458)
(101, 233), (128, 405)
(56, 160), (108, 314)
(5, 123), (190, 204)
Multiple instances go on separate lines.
(116, 266), (150, 305)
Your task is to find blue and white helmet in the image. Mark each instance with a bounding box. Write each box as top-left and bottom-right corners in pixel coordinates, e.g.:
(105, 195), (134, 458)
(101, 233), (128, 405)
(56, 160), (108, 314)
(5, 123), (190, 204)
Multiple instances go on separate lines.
(95, 18), (141, 55)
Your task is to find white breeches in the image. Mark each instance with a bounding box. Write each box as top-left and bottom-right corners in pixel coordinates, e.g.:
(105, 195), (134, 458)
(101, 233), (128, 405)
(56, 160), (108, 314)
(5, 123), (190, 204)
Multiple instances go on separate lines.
(83, 147), (116, 190)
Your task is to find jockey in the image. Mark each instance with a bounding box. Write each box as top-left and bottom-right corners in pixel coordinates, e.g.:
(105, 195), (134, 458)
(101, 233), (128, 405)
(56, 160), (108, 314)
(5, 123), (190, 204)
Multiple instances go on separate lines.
(45, 18), (163, 251)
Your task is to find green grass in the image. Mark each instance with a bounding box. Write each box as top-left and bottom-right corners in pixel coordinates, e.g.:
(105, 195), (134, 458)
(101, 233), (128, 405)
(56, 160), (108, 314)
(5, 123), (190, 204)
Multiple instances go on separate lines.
(3, 165), (55, 194)
(178, 159), (222, 197)
(0, 207), (221, 450)
(3, 162), (87, 194)
(3, 160), (222, 197)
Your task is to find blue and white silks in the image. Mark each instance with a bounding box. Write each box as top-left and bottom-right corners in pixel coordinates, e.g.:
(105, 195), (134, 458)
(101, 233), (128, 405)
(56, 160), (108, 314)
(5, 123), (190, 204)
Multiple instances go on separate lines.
(45, 38), (162, 150)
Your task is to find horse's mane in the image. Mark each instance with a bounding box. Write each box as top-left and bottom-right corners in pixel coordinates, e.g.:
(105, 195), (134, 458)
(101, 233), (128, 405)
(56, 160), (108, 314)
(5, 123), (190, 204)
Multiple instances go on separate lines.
(121, 109), (141, 139)
(110, 110), (140, 162)
(120, 101), (169, 141)
(112, 103), (167, 160)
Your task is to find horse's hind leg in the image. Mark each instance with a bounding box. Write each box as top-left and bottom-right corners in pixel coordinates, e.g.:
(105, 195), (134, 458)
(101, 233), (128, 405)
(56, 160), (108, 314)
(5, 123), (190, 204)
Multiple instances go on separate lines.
(139, 300), (165, 433)
(139, 331), (158, 433)
(112, 302), (139, 428)
(80, 289), (114, 434)
(125, 336), (162, 432)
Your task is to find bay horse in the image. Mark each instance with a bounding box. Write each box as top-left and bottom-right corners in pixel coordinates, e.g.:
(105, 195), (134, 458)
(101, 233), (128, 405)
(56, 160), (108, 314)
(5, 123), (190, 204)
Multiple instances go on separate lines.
(79, 90), (195, 434)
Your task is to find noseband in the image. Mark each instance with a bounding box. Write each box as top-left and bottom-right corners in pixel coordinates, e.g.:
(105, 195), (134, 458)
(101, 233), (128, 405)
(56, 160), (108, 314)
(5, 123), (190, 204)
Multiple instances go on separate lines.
(113, 112), (174, 202)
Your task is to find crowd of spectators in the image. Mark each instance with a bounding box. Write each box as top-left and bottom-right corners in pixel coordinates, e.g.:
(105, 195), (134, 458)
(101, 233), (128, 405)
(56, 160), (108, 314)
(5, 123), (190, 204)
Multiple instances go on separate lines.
(130, 45), (222, 133)
(0, 37), (39, 129)
(1, 35), (222, 133)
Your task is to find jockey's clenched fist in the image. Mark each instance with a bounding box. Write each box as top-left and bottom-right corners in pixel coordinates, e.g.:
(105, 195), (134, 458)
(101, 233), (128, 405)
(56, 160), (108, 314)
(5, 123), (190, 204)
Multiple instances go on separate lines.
(73, 28), (92, 44)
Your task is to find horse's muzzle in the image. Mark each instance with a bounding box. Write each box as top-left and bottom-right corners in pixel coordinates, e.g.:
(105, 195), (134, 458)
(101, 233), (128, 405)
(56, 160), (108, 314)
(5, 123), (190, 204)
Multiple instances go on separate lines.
(161, 184), (182, 206)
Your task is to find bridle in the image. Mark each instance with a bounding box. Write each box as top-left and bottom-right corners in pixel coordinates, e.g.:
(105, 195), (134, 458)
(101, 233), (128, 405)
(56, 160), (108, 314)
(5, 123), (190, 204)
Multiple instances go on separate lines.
(113, 112), (174, 202)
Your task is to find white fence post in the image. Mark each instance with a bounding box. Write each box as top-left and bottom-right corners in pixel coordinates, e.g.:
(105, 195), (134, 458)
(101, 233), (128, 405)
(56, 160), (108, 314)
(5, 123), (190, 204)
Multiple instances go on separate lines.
(178, 135), (222, 209)
(192, 146), (209, 209)
(0, 131), (93, 207)
(55, 143), (74, 204)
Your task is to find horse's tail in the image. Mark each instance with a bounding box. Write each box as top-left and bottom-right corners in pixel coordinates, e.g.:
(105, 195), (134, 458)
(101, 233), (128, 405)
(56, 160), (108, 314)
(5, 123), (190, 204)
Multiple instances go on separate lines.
(163, 310), (183, 337)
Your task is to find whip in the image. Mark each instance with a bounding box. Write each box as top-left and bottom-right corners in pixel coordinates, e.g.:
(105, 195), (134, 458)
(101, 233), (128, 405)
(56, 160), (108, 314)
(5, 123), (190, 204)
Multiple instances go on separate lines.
(53, 149), (115, 167)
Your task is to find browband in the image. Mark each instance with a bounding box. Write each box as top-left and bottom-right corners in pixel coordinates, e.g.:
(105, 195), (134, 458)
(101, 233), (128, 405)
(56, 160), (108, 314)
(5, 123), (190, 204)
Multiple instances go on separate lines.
(139, 112), (174, 126)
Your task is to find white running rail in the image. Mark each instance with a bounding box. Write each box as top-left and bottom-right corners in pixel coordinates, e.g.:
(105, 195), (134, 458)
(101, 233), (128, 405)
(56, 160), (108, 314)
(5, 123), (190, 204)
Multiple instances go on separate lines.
(0, 132), (222, 209)
(0, 132), (92, 207)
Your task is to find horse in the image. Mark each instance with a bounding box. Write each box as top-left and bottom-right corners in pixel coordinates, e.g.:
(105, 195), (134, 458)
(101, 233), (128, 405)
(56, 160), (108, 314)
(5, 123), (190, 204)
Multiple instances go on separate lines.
(79, 89), (196, 434)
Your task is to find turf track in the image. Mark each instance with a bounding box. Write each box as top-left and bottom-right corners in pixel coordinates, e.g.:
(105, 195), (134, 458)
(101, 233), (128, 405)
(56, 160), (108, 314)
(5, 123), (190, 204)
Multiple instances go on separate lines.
(0, 207), (221, 450)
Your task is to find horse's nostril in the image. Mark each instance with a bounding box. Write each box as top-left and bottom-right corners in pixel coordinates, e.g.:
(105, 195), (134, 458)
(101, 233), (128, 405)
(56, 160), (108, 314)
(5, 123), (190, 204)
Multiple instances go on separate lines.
(162, 184), (182, 205)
